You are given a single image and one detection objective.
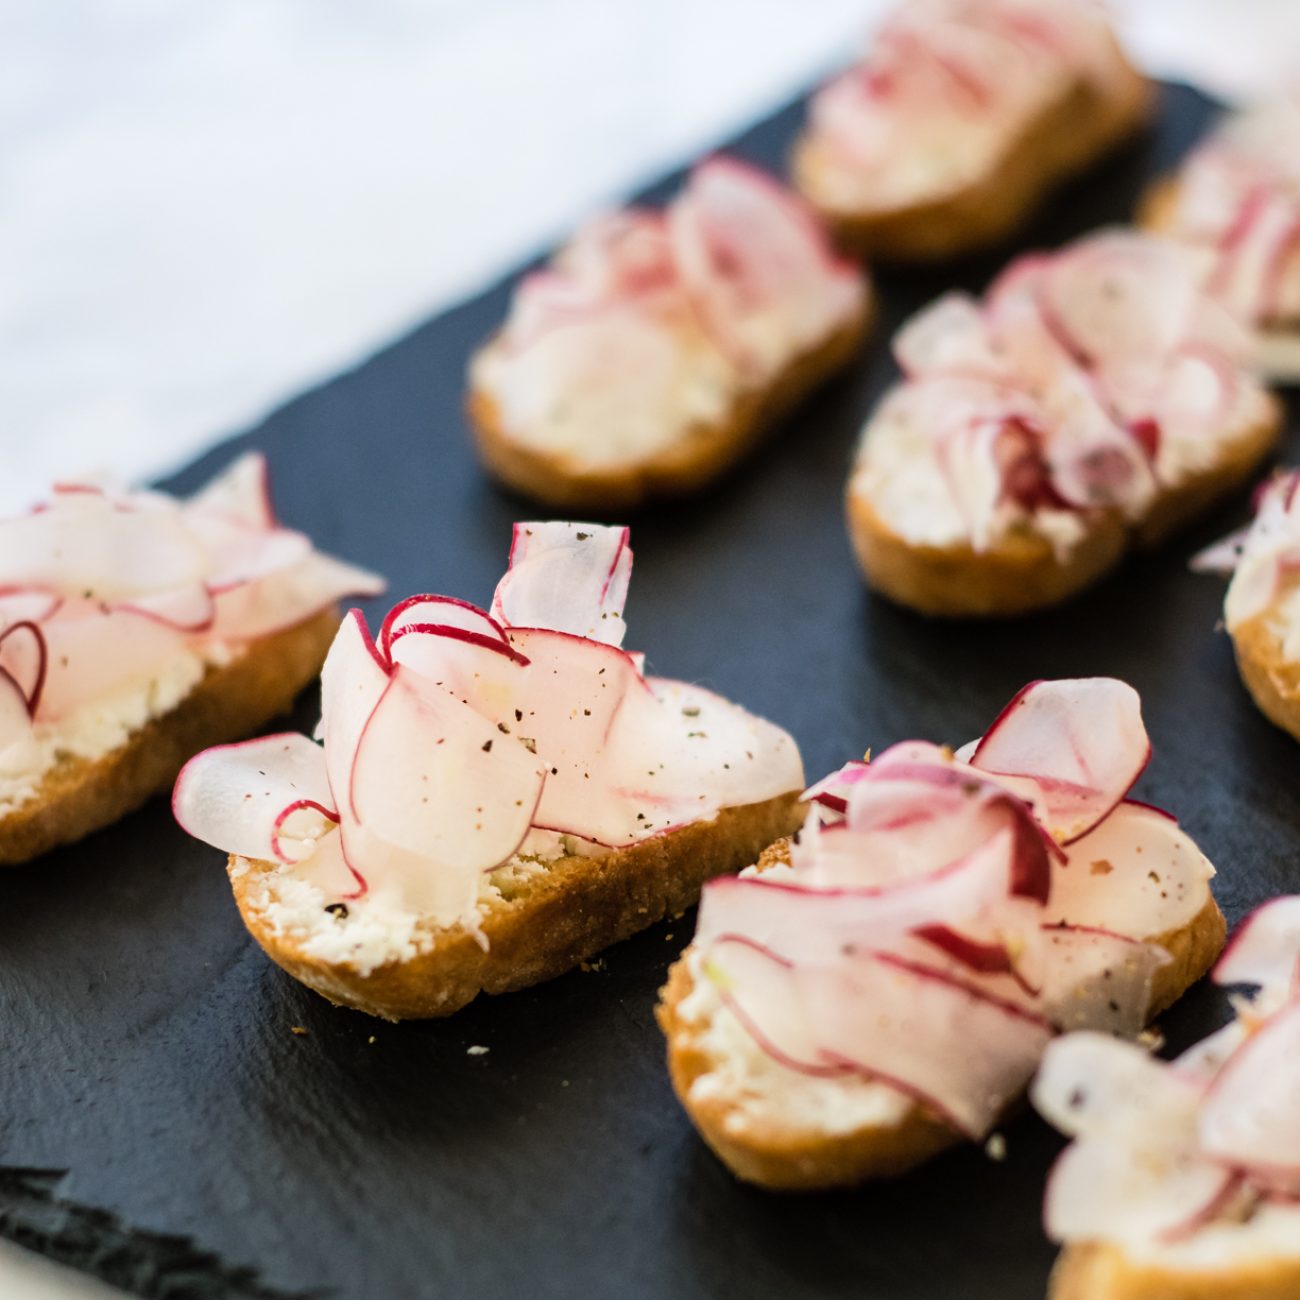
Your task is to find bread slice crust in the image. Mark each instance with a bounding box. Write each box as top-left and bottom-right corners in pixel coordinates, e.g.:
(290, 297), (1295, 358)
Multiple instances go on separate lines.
(794, 54), (1152, 263)
(229, 789), (803, 1021)
(468, 299), (872, 513)
(658, 837), (1226, 1191)
(0, 608), (340, 866)
(846, 395), (1283, 618)
(1231, 591), (1300, 745)
(1050, 1240), (1300, 1300)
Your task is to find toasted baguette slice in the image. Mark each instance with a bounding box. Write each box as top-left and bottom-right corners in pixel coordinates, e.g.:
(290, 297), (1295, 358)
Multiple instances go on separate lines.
(846, 394), (1283, 618)
(0, 609), (339, 866)
(794, 56), (1151, 263)
(657, 837), (1226, 1192)
(1050, 1237), (1300, 1300)
(469, 302), (871, 514)
(229, 790), (801, 1021)
(1142, 176), (1300, 385)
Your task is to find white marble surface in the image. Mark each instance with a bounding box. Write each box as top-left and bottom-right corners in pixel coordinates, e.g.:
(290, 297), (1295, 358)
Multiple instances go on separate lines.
(3, 2), (1298, 1296)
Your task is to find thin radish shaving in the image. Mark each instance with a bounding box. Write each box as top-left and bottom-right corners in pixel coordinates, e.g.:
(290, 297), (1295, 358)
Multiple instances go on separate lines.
(692, 676), (1212, 1141)
(1035, 897), (1300, 1246)
(971, 678), (1149, 843)
(1214, 895), (1300, 996)
(491, 522), (632, 646)
(173, 733), (338, 865)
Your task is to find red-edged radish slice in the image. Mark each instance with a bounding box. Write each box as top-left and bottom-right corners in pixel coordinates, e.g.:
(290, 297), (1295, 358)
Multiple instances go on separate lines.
(703, 935), (846, 1077)
(210, 552), (384, 641)
(379, 595), (516, 663)
(35, 606), (191, 721)
(1046, 801), (1215, 941)
(186, 451), (276, 531)
(0, 590), (62, 623)
(319, 610), (390, 820)
(491, 522), (632, 647)
(1030, 924), (1169, 1037)
(972, 678), (1149, 843)
(1043, 1125), (1237, 1245)
(202, 527), (314, 595)
(695, 826), (1022, 963)
(802, 759), (871, 816)
(173, 732), (337, 865)
(1038, 232), (1199, 368)
(668, 156), (861, 372)
(1200, 1001), (1300, 1192)
(892, 292), (1004, 381)
(0, 621), (46, 716)
(1214, 896), (1300, 996)
(560, 209), (677, 298)
(0, 667), (33, 750)
(1034, 1034), (1235, 1243)
(804, 950), (1053, 1137)
(348, 665), (545, 918)
(116, 583), (216, 633)
(0, 495), (208, 601)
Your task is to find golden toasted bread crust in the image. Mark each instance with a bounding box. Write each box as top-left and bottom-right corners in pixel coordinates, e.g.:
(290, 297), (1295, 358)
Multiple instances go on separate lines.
(658, 832), (1225, 1190)
(468, 299), (872, 513)
(794, 52), (1152, 262)
(0, 608), (340, 866)
(1050, 1241), (1300, 1300)
(1232, 592), (1300, 746)
(230, 789), (803, 1021)
(846, 396), (1283, 617)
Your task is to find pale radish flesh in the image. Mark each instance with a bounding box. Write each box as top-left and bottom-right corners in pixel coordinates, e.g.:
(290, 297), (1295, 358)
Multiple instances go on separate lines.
(1035, 897), (1300, 1249)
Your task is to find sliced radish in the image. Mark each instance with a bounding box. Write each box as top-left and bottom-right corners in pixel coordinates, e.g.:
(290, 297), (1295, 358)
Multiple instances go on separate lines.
(319, 610), (390, 817)
(116, 583), (216, 633)
(892, 292), (1004, 381)
(0, 621), (46, 716)
(972, 678), (1150, 843)
(703, 935), (845, 1077)
(1200, 1001), (1300, 1189)
(379, 595), (515, 663)
(348, 665), (545, 919)
(0, 494), (208, 601)
(803, 949), (1053, 1137)
(0, 590), (63, 622)
(172, 732), (337, 864)
(210, 552), (383, 641)
(491, 522), (632, 648)
(695, 826), (1023, 963)
(186, 451), (276, 531)
(1043, 1125), (1237, 1246)
(1215, 895), (1300, 996)
(1046, 801), (1215, 941)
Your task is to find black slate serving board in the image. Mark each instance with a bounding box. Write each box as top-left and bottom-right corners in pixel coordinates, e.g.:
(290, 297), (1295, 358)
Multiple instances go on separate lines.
(3, 82), (1297, 1300)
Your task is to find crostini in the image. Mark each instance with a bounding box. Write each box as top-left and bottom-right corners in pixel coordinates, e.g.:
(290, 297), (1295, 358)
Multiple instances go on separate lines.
(467, 157), (872, 512)
(0, 455), (382, 864)
(1194, 469), (1300, 746)
(1141, 89), (1300, 383)
(792, 0), (1152, 262)
(174, 522), (805, 1020)
(847, 229), (1282, 617)
(1034, 896), (1300, 1300)
(658, 678), (1224, 1190)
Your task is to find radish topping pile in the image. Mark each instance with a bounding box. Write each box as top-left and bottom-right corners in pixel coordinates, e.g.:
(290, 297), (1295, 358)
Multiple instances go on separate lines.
(693, 678), (1214, 1138)
(1034, 896), (1300, 1247)
(806, 0), (1127, 202)
(0, 454), (383, 755)
(478, 157), (864, 455)
(1194, 470), (1300, 632)
(868, 230), (1253, 550)
(1166, 91), (1300, 328)
(174, 523), (803, 928)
